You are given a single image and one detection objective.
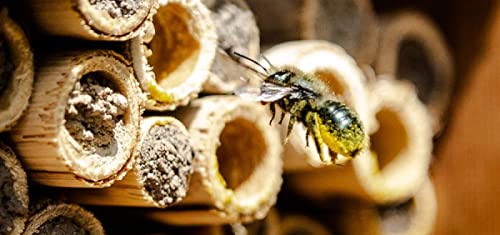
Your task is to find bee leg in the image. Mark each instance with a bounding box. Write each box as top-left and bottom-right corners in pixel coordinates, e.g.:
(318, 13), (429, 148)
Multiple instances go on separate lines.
(305, 112), (331, 164)
(278, 111), (286, 124)
(283, 116), (296, 144)
(269, 102), (276, 125)
(305, 130), (310, 147)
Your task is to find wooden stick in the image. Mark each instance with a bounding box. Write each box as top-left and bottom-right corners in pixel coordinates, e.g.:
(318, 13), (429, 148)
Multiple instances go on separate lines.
(0, 141), (29, 235)
(23, 202), (105, 235)
(374, 10), (454, 135)
(11, 50), (142, 188)
(0, 9), (34, 132)
(147, 96), (283, 225)
(202, 0), (261, 93)
(130, 0), (217, 111)
(286, 79), (433, 204)
(22, 0), (157, 41)
(263, 40), (372, 169)
(280, 214), (332, 235)
(247, 0), (378, 64)
(60, 116), (195, 207)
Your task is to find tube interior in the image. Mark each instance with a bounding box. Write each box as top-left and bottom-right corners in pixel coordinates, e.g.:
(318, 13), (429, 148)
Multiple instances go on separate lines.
(0, 32), (14, 109)
(89, 0), (145, 19)
(0, 158), (28, 234)
(370, 108), (408, 170)
(34, 216), (89, 235)
(378, 198), (415, 234)
(64, 72), (128, 155)
(148, 3), (201, 89)
(397, 38), (436, 104)
(138, 125), (194, 206)
(314, 69), (346, 95)
(216, 118), (266, 190)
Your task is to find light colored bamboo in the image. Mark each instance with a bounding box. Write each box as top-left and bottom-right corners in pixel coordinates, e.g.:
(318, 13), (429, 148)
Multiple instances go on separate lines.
(247, 0), (378, 64)
(130, 0), (217, 111)
(0, 141), (29, 235)
(374, 10), (454, 134)
(328, 177), (437, 235)
(147, 96), (283, 225)
(280, 214), (332, 235)
(60, 116), (195, 207)
(263, 40), (373, 169)
(202, 0), (261, 93)
(24, 0), (157, 41)
(23, 203), (105, 235)
(0, 9), (34, 132)
(287, 78), (433, 204)
(11, 50), (142, 188)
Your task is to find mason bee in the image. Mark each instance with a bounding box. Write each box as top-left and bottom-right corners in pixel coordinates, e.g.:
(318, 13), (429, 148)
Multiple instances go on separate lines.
(228, 50), (366, 163)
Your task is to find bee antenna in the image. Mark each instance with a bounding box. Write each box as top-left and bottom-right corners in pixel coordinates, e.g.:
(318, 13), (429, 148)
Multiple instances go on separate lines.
(261, 55), (276, 70)
(232, 51), (269, 74)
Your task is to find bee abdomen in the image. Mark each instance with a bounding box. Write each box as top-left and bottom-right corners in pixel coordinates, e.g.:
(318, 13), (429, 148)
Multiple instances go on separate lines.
(318, 101), (360, 130)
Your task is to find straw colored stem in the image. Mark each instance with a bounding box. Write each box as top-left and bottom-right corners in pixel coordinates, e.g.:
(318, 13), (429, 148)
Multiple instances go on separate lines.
(0, 9), (34, 132)
(202, 0), (261, 93)
(148, 96), (283, 225)
(23, 203), (105, 235)
(11, 50), (142, 188)
(130, 0), (217, 111)
(60, 116), (195, 207)
(263, 40), (372, 169)
(287, 79), (433, 204)
(24, 0), (157, 41)
(374, 10), (454, 134)
(0, 141), (29, 235)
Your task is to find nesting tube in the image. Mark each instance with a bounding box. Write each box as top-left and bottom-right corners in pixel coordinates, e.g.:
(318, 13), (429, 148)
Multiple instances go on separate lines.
(280, 215), (332, 235)
(0, 9), (34, 132)
(147, 96), (283, 225)
(263, 40), (372, 169)
(11, 50), (142, 188)
(23, 203), (105, 235)
(247, 0), (378, 63)
(0, 141), (29, 235)
(202, 0), (261, 93)
(130, 0), (217, 111)
(374, 10), (454, 134)
(287, 79), (433, 204)
(328, 177), (437, 235)
(23, 0), (157, 41)
(61, 116), (195, 207)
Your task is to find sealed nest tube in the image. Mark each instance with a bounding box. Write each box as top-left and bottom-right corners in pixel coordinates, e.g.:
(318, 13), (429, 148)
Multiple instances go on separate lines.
(287, 79), (433, 204)
(23, 202), (105, 235)
(0, 9), (34, 132)
(24, 0), (158, 40)
(129, 0), (217, 111)
(147, 96), (283, 225)
(262, 40), (372, 168)
(11, 50), (143, 188)
(0, 141), (29, 235)
(61, 116), (195, 208)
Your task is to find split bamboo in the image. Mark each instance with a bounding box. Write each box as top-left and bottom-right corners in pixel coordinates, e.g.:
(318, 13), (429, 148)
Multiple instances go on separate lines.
(11, 50), (142, 188)
(0, 9), (34, 132)
(147, 96), (283, 225)
(130, 0), (217, 111)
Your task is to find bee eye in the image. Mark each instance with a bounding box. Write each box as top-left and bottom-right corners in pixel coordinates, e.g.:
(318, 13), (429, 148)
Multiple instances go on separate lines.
(270, 71), (292, 83)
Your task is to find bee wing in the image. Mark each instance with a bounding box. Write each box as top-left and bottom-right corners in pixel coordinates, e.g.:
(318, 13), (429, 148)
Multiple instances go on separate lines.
(235, 82), (297, 102)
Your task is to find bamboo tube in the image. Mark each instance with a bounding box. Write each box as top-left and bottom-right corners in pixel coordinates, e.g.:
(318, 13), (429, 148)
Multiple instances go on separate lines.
(23, 0), (157, 41)
(287, 79), (433, 204)
(0, 9), (34, 132)
(0, 141), (29, 235)
(23, 203), (105, 235)
(11, 50), (142, 188)
(147, 96), (283, 225)
(130, 0), (217, 111)
(263, 40), (372, 169)
(61, 116), (195, 207)
(328, 177), (437, 235)
(242, 209), (280, 235)
(247, 0), (378, 64)
(280, 214), (332, 235)
(374, 10), (454, 134)
(202, 0), (261, 93)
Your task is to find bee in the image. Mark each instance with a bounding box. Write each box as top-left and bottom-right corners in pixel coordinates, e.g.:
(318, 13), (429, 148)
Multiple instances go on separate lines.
(228, 50), (366, 163)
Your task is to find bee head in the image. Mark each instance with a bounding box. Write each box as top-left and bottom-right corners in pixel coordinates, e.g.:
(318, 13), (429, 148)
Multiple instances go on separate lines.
(267, 70), (295, 85)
